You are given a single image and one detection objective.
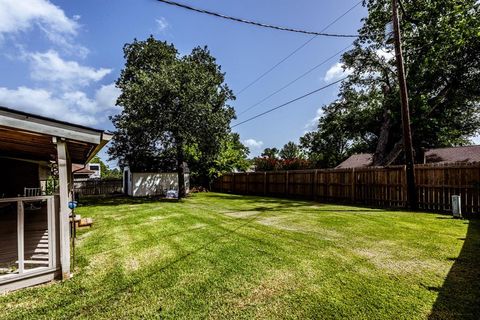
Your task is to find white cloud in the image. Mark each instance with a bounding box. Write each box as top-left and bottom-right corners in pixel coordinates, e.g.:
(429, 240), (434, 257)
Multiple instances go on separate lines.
(0, 83), (120, 126)
(243, 139), (264, 149)
(0, 1), (118, 128)
(473, 135), (480, 145)
(304, 108), (323, 132)
(324, 62), (353, 82)
(0, 0), (87, 55)
(376, 48), (394, 61)
(0, 0), (78, 36)
(28, 50), (111, 88)
(95, 83), (121, 110)
(155, 17), (169, 33)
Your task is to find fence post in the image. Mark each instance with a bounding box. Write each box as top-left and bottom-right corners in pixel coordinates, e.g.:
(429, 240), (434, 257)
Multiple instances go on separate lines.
(402, 165), (407, 208)
(313, 169), (318, 201)
(285, 171), (289, 197)
(232, 173), (236, 194)
(351, 168), (356, 203)
(246, 172), (249, 195)
(264, 172), (267, 195)
(326, 171), (330, 201)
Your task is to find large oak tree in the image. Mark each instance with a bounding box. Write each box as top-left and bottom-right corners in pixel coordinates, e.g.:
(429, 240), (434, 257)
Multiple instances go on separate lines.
(302, 0), (480, 167)
(109, 37), (235, 197)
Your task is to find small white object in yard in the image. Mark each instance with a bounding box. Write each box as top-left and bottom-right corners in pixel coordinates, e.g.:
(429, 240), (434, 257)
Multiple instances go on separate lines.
(166, 190), (178, 199)
(452, 195), (462, 218)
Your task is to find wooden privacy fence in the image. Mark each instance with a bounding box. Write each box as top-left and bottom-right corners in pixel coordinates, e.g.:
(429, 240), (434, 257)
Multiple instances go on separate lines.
(74, 179), (123, 196)
(212, 163), (480, 215)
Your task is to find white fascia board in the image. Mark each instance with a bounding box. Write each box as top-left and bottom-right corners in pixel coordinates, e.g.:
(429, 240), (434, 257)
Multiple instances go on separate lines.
(0, 113), (101, 144)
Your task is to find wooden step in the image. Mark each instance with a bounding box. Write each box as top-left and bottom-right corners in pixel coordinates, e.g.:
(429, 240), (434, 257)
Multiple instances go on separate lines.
(21, 260), (49, 266)
(29, 254), (49, 260)
(26, 248), (49, 254)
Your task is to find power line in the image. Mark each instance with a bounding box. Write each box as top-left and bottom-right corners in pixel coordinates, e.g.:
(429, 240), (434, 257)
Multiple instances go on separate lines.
(155, 0), (360, 38)
(237, 44), (352, 117)
(236, 1), (362, 95)
(232, 78), (346, 128)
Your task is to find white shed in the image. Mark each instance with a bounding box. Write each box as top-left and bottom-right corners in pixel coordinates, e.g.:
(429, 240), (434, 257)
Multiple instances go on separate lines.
(123, 167), (189, 197)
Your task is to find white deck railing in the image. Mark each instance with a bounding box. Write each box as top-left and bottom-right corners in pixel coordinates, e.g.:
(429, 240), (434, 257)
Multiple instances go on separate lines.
(0, 195), (56, 282)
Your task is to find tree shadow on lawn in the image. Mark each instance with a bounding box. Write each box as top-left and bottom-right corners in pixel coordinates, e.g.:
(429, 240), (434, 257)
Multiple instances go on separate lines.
(77, 195), (179, 207)
(206, 193), (412, 213)
(428, 219), (480, 319)
(78, 193), (383, 215)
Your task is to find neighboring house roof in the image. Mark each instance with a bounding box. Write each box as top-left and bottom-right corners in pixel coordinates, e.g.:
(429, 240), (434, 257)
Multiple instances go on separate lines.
(425, 145), (480, 164)
(336, 145), (480, 168)
(336, 153), (373, 169)
(72, 164), (96, 174)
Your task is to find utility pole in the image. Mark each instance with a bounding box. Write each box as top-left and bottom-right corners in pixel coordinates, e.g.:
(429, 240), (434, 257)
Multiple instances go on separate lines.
(392, 0), (417, 210)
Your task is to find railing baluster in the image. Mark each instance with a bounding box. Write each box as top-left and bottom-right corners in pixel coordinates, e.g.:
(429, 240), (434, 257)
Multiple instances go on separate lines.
(47, 197), (54, 268)
(17, 200), (24, 274)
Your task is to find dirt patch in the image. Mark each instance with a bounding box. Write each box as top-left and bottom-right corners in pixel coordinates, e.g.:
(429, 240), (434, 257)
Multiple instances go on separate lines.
(125, 258), (140, 271)
(148, 215), (169, 221)
(4, 297), (42, 312)
(354, 244), (444, 275)
(85, 252), (114, 277)
(235, 270), (295, 309)
(135, 214), (181, 226)
(190, 223), (207, 229)
(258, 216), (284, 226)
(258, 217), (341, 240)
(224, 211), (261, 218)
(110, 215), (127, 221)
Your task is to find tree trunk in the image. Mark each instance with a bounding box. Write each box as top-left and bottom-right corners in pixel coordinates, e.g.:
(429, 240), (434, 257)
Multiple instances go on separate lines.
(382, 139), (404, 166)
(373, 108), (392, 166)
(176, 144), (186, 198)
(373, 82), (393, 166)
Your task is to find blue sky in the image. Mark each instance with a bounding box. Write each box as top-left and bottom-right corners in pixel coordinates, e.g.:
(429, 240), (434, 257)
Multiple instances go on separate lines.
(0, 0), (477, 164)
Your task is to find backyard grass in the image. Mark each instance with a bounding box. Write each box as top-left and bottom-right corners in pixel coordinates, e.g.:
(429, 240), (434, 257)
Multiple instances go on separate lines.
(0, 193), (479, 319)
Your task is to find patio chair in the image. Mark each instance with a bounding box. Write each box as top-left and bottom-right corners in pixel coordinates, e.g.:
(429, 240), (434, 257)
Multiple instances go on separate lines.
(24, 187), (42, 210)
(24, 188), (42, 197)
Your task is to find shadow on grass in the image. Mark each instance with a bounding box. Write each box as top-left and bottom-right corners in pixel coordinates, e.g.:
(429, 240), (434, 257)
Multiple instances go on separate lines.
(428, 219), (480, 319)
(77, 195), (180, 207)
(206, 192), (419, 213)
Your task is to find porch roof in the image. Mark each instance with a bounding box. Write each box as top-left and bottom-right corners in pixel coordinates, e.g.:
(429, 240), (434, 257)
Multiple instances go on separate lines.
(0, 106), (112, 164)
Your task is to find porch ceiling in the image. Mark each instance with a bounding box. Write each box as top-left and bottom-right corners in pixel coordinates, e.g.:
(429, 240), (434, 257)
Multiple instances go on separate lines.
(0, 126), (96, 163)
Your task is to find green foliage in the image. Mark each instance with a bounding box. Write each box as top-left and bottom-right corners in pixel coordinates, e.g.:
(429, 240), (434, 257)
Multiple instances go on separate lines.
(261, 147), (280, 159)
(45, 176), (58, 195)
(108, 37), (236, 191)
(210, 133), (250, 177)
(302, 0), (480, 167)
(279, 141), (303, 160)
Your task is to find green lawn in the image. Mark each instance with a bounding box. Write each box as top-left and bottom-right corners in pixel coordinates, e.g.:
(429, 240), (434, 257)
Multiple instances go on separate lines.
(1, 193), (479, 319)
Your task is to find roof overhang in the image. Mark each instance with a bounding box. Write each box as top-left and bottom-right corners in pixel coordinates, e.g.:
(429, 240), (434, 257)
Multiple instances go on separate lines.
(0, 106), (112, 164)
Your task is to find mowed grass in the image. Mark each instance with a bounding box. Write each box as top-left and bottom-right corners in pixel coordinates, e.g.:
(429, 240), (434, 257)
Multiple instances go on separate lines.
(1, 193), (479, 319)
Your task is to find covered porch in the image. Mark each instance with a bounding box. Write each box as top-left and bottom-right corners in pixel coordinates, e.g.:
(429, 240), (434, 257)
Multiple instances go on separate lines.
(0, 106), (111, 293)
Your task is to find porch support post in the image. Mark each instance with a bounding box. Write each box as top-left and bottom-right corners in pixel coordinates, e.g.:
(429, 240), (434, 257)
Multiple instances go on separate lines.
(55, 138), (71, 280)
